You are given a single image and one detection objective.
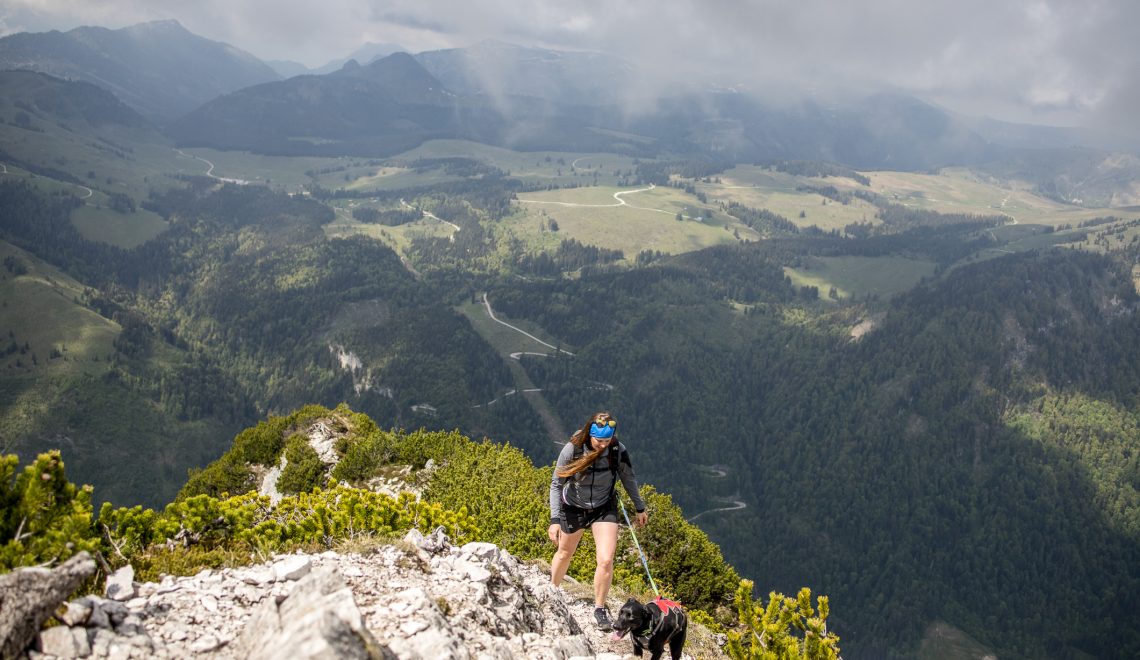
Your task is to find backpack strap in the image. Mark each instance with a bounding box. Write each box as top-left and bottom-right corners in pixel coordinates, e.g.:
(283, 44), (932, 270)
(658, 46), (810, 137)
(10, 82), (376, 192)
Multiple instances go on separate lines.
(569, 442), (622, 502)
(572, 441), (621, 475)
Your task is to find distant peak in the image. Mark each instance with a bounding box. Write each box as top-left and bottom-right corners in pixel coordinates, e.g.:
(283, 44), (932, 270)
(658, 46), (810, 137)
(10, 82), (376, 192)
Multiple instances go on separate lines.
(377, 51), (417, 63)
(124, 19), (186, 32)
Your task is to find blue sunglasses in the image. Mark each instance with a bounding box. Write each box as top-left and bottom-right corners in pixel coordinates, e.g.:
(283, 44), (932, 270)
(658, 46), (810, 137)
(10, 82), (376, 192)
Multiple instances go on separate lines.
(590, 418), (616, 439)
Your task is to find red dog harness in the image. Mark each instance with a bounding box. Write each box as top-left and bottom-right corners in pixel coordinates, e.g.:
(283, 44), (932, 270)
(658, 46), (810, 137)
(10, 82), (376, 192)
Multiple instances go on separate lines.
(653, 597), (682, 615)
(635, 598), (684, 641)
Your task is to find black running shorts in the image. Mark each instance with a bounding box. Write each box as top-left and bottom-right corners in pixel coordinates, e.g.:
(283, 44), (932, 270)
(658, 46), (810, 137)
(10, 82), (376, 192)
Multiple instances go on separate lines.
(559, 497), (619, 534)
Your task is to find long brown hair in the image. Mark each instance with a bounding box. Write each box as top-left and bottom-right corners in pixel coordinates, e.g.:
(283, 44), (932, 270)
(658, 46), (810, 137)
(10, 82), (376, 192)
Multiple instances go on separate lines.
(556, 412), (615, 479)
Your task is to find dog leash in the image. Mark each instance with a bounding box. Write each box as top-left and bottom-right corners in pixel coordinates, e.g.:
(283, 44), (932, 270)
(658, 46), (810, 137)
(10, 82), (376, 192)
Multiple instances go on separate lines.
(619, 500), (660, 598)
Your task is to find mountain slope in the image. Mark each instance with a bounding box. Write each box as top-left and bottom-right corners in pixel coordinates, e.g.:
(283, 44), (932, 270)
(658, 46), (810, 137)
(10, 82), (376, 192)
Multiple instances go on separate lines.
(0, 69), (187, 228)
(167, 53), (500, 156)
(0, 233), (240, 508)
(0, 20), (280, 123)
(164, 40), (1004, 169)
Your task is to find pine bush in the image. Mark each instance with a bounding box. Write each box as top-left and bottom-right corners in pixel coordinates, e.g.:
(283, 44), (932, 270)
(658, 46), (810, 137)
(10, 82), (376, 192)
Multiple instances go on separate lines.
(0, 451), (100, 571)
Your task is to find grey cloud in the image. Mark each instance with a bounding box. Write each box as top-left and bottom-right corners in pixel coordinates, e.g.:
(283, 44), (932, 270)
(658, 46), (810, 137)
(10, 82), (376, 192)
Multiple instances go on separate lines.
(5, 0), (1138, 136)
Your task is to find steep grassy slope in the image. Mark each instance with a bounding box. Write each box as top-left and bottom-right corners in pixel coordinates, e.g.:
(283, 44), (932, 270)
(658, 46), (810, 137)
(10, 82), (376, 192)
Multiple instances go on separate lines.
(0, 69), (184, 245)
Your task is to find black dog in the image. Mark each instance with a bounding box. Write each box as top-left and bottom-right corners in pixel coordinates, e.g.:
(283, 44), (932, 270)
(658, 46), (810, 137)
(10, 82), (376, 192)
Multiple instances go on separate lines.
(610, 596), (688, 660)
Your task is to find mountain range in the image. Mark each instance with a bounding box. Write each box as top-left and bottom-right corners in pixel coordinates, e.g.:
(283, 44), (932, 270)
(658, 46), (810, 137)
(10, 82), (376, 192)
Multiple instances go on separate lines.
(2, 19), (1139, 183)
(0, 20), (280, 124)
(267, 41), (408, 78)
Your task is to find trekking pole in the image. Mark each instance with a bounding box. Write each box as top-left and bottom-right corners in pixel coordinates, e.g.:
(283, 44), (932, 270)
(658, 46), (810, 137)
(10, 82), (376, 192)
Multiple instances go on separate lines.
(619, 500), (660, 598)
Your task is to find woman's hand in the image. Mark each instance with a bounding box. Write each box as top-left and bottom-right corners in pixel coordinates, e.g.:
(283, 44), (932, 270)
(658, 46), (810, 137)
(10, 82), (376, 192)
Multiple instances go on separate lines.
(636, 510), (648, 527)
(548, 523), (561, 544)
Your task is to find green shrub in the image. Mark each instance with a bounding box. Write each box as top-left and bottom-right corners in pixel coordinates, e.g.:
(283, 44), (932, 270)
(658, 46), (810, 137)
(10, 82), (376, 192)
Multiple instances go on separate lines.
(421, 437), (551, 560)
(179, 453), (257, 501)
(178, 404), (382, 501)
(277, 435), (324, 495)
(101, 484), (479, 569)
(726, 581), (840, 660)
(397, 428), (470, 468)
(1, 452), (100, 571)
(331, 430), (398, 483)
(231, 415), (291, 465)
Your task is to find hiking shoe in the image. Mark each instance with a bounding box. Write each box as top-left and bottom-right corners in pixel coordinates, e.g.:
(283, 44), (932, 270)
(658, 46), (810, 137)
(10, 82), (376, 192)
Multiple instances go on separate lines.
(594, 607), (613, 631)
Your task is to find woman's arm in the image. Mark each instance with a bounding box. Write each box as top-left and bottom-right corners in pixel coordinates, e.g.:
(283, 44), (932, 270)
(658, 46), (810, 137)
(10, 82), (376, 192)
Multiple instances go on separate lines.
(616, 444), (647, 516)
(549, 443), (574, 524)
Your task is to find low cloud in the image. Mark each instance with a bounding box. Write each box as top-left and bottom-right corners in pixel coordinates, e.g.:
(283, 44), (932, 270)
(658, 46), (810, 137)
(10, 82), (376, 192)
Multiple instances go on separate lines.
(4, 0), (1137, 136)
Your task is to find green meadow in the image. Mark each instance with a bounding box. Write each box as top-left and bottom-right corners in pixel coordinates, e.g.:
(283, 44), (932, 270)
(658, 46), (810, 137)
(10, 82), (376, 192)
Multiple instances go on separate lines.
(0, 241), (120, 377)
(862, 168), (1073, 223)
(695, 164), (1140, 232)
(340, 165), (465, 191)
(323, 202), (456, 253)
(0, 165), (168, 248)
(785, 255), (939, 300)
(394, 139), (638, 186)
(508, 184), (761, 258)
(71, 204), (167, 249)
(0, 110), (186, 200)
(698, 165), (880, 231)
(172, 148), (343, 191)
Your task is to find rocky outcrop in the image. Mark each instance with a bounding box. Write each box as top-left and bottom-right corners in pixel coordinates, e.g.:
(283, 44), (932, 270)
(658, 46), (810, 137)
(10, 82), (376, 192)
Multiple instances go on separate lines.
(16, 530), (678, 659)
(0, 552), (96, 659)
(234, 568), (392, 660)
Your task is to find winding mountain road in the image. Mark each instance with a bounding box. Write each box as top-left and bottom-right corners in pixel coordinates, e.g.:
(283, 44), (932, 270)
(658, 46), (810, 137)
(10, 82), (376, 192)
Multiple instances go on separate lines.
(401, 199), (460, 239)
(1, 162), (92, 200)
(516, 183), (710, 221)
(174, 148), (249, 184)
(473, 294), (613, 447)
(687, 498), (748, 522)
(516, 185), (653, 208)
(482, 293), (574, 356)
(685, 464), (748, 522)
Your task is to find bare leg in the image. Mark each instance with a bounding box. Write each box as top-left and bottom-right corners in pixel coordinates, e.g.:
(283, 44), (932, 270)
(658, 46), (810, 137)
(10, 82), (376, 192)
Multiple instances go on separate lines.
(591, 521), (619, 607)
(551, 528), (585, 586)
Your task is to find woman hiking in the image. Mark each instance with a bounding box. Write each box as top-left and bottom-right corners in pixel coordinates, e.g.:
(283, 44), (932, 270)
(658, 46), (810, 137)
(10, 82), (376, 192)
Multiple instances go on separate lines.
(549, 411), (648, 631)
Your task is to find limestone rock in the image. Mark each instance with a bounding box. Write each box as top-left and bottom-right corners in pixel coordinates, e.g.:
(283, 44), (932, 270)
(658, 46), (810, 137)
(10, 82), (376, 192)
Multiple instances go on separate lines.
(234, 567), (392, 660)
(273, 555), (312, 582)
(37, 625), (91, 658)
(57, 599), (93, 626)
(0, 551), (95, 659)
(105, 564), (136, 601)
(6, 531), (710, 659)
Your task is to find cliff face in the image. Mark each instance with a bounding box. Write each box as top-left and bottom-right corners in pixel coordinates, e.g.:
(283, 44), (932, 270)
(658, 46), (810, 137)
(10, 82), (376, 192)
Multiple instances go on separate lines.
(22, 528), (709, 659)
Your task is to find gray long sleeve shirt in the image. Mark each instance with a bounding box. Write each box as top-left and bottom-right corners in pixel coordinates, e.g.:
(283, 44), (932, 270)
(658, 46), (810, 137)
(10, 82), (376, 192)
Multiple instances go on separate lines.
(549, 440), (646, 524)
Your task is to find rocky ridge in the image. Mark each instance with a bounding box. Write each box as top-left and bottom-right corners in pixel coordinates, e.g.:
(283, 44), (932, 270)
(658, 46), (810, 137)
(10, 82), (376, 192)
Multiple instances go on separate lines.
(19, 528), (704, 659)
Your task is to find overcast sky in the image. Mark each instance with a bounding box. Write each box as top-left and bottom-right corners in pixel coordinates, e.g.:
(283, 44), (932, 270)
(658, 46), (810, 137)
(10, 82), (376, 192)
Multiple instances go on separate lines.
(3, 0), (1137, 137)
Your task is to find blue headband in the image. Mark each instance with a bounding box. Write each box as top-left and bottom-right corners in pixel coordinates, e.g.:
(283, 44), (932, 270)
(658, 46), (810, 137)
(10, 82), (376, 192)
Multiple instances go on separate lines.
(590, 420), (616, 439)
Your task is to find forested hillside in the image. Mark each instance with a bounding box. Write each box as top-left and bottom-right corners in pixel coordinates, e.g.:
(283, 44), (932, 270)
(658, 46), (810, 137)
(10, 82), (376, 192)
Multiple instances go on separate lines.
(0, 179), (545, 506)
(494, 242), (1140, 658)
